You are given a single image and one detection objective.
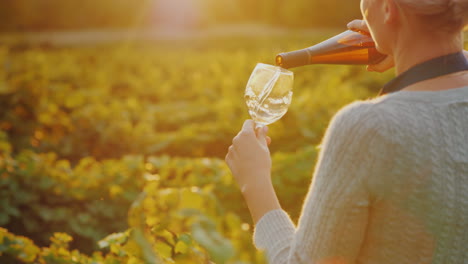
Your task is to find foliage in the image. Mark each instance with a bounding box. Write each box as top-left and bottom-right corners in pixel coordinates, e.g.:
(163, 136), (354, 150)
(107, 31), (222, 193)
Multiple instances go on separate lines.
(1, 227), (143, 263)
(0, 130), (145, 253)
(0, 33), (393, 263)
(0, 34), (389, 161)
(0, 128), (315, 263)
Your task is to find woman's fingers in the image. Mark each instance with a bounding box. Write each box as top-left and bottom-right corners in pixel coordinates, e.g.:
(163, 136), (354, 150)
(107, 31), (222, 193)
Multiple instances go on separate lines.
(347, 19), (369, 33)
(347, 19), (395, 73)
(241, 119), (255, 134)
(228, 120), (271, 160)
(225, 146), (231, 164)
(225, 145), (237, 169)
(225, 120), (272, 190)
(228, 145), (234, 153)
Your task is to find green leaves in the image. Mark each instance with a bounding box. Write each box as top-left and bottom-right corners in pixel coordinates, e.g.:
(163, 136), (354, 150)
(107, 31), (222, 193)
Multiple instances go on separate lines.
(0, 134), (317, 263)
(0, 228), (40, 263)
(192, 216), (235, 264)
(0, 32), (395, 263)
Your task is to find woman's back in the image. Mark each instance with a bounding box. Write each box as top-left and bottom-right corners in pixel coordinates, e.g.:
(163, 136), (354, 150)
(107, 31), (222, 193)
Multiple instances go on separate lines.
(226, 0), (468, 262)
(359, 86), (468, 263)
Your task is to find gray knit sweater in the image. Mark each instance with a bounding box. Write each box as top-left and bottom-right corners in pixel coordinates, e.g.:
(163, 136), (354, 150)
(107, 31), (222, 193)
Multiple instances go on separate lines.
(254, 86), (468, 264)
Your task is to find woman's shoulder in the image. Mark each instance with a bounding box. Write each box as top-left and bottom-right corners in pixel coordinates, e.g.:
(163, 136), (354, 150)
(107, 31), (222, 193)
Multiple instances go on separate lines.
(336, 92), (415, 116)
(333, 93), (430, 127)
(331, 92), (453, 144)
(322, 100), (386, 147)
(331, 98), (390, 131)
(329, 95), (414, 142)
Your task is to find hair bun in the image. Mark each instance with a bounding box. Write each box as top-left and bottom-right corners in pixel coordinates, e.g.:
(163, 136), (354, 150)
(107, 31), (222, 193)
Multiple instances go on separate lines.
(452, 0), (468, 26)
(397, 0), (468, 31)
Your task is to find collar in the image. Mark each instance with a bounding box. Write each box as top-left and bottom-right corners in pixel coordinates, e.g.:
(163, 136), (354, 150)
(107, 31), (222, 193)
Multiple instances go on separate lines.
(380, 52), (468, 95)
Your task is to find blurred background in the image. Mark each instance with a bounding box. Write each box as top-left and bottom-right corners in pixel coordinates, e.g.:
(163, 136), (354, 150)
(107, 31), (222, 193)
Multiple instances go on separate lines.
(1, 1), (463, 264)
(0, 0), (361, 32)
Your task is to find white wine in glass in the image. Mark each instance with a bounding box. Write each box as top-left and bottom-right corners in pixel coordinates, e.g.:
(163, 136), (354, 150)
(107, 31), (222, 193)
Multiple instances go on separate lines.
(245, 63), (294, 127)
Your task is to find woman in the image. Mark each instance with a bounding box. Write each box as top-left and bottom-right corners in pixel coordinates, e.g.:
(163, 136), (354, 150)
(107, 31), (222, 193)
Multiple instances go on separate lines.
(225, 0), (468, 263)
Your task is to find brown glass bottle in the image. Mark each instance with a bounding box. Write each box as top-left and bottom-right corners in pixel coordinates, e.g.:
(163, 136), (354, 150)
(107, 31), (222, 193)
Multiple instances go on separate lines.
(276, 30), (386, 69)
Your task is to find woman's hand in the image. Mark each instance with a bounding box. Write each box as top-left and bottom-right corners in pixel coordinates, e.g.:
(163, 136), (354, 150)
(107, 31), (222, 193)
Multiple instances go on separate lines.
(225, 120), (280, 223)
(225, 120), (272, 192)
(347, 19), (395, 72)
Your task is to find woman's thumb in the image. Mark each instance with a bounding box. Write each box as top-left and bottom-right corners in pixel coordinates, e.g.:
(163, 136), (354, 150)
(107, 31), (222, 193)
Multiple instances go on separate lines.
(256, 126), (269, 144)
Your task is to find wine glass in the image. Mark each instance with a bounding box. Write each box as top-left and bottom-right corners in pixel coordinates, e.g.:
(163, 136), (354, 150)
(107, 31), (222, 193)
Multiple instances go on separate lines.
(244, 63), (294, 128)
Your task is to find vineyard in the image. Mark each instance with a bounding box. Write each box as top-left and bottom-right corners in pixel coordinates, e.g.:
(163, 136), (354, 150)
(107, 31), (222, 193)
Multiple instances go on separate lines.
(0, 31), (394, 263)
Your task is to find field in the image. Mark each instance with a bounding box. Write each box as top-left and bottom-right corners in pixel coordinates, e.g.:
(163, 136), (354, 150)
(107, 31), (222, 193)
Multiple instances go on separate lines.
(0, 30), (395, 263)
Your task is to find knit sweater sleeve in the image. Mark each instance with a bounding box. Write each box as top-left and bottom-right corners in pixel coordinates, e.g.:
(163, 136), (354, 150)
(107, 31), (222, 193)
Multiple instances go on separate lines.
(254, 101), (387, 264)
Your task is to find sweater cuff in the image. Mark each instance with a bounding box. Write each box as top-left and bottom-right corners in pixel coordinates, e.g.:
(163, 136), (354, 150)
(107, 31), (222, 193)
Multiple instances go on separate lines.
(253, 209), (296, 250)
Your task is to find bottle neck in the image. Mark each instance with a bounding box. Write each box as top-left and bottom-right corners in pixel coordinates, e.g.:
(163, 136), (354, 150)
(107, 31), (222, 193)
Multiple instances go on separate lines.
(276, 30), (385, 68)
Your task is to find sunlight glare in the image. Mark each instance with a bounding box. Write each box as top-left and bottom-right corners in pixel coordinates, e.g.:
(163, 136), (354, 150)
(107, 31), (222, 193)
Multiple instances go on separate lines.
(153, 0), (203, 30)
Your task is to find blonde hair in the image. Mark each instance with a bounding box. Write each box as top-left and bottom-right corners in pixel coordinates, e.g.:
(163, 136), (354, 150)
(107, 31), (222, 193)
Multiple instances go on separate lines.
(396, 0), (468, 32)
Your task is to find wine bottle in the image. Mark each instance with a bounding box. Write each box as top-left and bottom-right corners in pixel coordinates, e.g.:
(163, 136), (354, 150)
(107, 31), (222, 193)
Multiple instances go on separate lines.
(276, 30), (386, 69)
